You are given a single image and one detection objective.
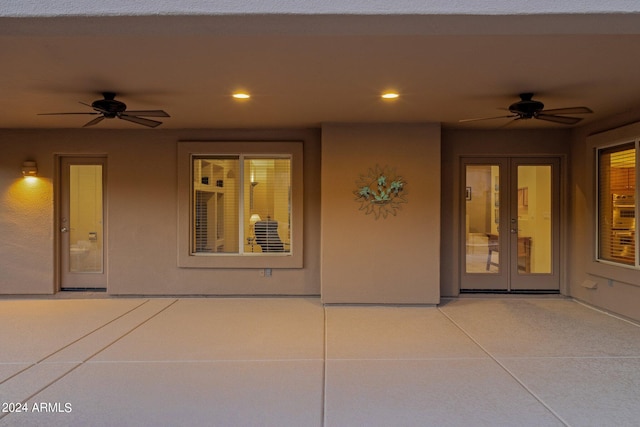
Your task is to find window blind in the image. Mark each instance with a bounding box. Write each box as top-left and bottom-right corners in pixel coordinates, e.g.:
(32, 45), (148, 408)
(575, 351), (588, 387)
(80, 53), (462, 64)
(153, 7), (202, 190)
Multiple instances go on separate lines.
(598, 143), (636, 265)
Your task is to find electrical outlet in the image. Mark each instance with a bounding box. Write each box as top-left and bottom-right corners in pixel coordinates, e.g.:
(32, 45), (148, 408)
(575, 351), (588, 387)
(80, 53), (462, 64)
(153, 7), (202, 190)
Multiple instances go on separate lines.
(259, 268), (272, 278)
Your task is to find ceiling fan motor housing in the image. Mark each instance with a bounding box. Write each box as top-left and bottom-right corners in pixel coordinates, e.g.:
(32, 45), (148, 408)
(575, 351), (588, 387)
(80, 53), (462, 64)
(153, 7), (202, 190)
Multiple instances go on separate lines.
(91, 99), (127, 118)
(509, 93), (544, 119)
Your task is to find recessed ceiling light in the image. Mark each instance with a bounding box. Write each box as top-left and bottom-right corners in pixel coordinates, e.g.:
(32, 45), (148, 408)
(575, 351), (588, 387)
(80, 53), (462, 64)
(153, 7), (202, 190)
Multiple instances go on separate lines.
(381, 92), (399, 100)
(233, 92), (250, 99)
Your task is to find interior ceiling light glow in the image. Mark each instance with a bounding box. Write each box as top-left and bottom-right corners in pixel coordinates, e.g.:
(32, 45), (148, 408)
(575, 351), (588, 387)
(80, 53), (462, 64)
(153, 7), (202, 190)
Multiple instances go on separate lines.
(381, 92), (399, 99)
(233, 92), (250, 99)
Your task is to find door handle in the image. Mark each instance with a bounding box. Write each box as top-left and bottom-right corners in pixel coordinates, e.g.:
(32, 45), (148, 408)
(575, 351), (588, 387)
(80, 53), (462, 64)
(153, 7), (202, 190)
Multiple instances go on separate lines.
(60, 227), (69, 233)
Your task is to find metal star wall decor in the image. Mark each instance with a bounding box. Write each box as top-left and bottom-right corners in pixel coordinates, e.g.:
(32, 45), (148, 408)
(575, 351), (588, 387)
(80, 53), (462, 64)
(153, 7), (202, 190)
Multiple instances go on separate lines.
(354, 165), (407, 219)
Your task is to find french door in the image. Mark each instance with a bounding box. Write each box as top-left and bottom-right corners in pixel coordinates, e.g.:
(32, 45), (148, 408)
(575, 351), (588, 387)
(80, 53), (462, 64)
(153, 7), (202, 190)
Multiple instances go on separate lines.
(59, 157), (107, 290)
(461, 157), (560, 292)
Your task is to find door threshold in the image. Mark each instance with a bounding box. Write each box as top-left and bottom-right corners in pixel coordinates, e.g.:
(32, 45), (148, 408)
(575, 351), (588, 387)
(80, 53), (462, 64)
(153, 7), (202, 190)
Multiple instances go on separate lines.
(54, 289), (109, 299)
(460, 289), (560, 295)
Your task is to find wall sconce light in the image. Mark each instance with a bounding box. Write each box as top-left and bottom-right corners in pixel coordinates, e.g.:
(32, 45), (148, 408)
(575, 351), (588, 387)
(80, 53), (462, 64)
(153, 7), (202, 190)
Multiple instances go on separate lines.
(22, 161), (38, 177)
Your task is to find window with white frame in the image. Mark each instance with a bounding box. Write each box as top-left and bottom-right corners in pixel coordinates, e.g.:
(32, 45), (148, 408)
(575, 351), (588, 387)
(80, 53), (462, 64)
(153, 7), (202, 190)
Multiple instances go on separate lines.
(177, 141), (303, 269)
(597, 141), (638, 267)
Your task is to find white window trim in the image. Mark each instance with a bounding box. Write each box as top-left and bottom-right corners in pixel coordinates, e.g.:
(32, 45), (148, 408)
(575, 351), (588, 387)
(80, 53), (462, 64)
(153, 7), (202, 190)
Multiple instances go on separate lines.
(177, 141), (303, 269)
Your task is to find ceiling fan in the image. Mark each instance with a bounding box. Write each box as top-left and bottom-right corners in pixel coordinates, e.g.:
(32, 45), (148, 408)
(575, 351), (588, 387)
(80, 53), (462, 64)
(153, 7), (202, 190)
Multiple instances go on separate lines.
(39, 92), (170, 128)
(459, 93), (593, 125)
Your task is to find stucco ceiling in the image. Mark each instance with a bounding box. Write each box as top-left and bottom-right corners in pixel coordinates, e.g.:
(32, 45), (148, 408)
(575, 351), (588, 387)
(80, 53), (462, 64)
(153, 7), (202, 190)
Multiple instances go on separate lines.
(2, 14), (640, 130)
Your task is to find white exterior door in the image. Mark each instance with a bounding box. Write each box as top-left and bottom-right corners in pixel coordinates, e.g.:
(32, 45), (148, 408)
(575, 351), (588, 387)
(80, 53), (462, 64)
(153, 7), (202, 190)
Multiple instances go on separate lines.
(59, 157), (107, 290)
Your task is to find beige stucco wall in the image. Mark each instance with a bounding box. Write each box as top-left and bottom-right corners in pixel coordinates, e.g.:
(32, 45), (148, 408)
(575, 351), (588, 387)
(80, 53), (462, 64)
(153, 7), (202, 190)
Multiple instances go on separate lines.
(0, 140), (54, 294)
(0, 128), (321, 296)
(320, 123), (441, 304)
(4, 120), (639, 319)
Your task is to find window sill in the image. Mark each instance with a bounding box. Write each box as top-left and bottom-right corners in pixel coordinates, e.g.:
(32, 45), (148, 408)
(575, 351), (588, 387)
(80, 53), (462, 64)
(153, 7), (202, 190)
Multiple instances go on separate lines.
(179, 253), (299, 269)
(588, 260), (640, 288)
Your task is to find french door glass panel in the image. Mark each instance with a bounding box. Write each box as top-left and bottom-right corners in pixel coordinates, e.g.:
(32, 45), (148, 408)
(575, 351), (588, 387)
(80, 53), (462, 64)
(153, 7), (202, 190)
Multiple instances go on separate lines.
(516, 165), (552, 274)
(465, 165), (500, 274)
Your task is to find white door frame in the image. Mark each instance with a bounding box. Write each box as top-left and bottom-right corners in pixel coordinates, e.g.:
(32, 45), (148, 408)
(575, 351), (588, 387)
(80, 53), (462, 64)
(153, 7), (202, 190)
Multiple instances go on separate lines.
(55, 155), (108, 291)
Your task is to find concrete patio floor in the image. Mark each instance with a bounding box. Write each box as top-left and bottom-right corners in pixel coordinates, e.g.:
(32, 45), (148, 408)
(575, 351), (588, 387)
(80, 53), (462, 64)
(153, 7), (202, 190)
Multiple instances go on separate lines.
(1, 296), (639, 426)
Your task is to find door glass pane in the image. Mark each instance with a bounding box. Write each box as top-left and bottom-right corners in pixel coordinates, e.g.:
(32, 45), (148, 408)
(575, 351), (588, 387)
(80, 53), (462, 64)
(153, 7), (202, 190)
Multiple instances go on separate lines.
(517, 165), (552, 274)
(69, 165), (103, 273)
(465, 165), (500, 273)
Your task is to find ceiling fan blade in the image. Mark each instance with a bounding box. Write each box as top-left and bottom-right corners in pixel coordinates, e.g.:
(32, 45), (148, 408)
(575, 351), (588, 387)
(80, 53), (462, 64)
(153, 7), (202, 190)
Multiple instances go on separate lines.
(459, 114), (517, 123)
(83, 116), (105, 127)
(119, 114), (163, 128)
(542, 106), (593, 115)
(536, 114), (583, 125)
(124, 110), (170, 117)
(38, 112), (100, 115)
(499, 117), (524, 128)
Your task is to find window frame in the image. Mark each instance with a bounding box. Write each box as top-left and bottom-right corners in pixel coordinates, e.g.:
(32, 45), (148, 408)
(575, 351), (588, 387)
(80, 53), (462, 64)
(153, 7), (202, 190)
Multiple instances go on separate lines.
(596, 141), (638, 269)
(177, 141), (303, 269)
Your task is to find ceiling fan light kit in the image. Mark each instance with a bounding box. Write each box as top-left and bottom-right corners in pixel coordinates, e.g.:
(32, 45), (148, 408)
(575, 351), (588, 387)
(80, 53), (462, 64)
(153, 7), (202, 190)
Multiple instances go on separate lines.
(38, 92), (170, 128)
(460, 92), (593, 125)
